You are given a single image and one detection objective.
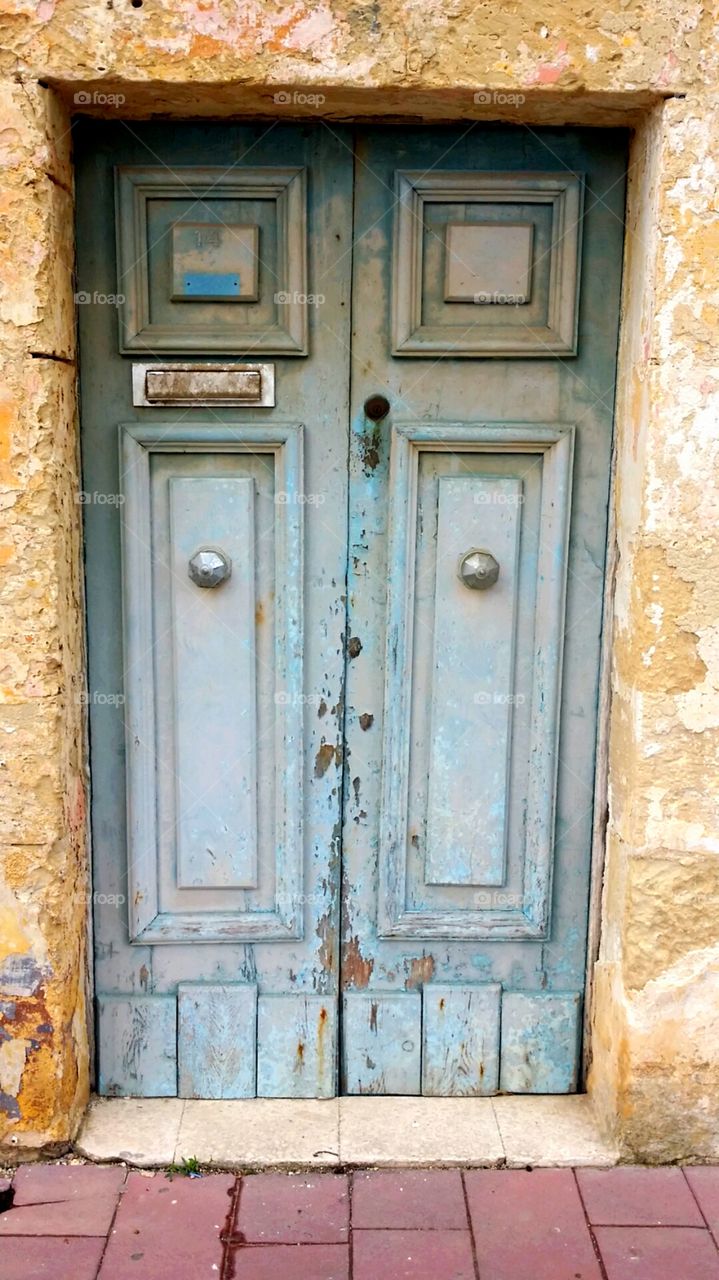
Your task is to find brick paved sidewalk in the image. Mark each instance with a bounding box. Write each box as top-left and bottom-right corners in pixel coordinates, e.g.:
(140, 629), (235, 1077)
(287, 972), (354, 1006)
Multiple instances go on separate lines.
(1, 1163), (719, 1279)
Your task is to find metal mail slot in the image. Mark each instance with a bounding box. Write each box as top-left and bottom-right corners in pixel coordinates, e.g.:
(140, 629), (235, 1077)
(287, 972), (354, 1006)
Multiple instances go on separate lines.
(132, 362), (275, 407)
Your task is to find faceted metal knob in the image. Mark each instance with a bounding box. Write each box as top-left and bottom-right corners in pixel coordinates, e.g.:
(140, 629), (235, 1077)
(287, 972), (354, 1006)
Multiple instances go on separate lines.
(188, 547), (232, 588)
(458, 548), (500, 590)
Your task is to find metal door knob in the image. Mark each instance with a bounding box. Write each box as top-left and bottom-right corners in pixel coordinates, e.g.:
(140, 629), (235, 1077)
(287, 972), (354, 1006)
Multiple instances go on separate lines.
(188, 547), (232, 588)
(364, 394), (390, 421)
(458, 548), (500, 590)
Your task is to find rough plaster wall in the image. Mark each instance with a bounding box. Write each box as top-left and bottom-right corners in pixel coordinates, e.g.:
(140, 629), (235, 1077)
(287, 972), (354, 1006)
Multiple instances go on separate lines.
(591, 91), (719, 1160)
(0, 81), (88, 1153)
(0, 0), (716, 1156)
(0, 0), (706, 98)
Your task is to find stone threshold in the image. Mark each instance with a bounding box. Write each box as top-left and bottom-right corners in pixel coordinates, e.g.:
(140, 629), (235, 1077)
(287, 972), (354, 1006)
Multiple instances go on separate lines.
(75, 1094), (618, 1170)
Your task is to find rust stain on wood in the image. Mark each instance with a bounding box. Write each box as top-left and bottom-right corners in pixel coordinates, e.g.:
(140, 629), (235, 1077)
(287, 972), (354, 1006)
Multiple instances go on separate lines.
(342, 934), (374, 989)
(316, 911), (334, 974)
(405, 954), (436, 990)
(314, 743), (336, 777)
(361, 425), (382, 473)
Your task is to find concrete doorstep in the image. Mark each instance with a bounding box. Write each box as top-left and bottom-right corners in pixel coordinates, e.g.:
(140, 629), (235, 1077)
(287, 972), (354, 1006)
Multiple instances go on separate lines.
(74, 1094), (618, 1170)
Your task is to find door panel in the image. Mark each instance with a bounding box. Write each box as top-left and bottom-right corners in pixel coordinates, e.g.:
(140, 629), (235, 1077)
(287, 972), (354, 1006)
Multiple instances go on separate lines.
(377, 426), (572, 941)
(77, 122), (353, 1097)
(341, 126), (627, 1094)
(121, 426), (305, 943)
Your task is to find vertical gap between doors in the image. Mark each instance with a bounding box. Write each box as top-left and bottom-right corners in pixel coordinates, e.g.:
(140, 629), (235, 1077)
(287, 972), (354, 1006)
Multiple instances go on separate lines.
(335, 124), (360, 1095)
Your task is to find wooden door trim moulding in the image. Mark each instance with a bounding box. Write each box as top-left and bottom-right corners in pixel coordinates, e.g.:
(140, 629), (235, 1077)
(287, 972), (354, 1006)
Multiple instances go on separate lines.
(119, 421), (305, 944)
(377, 420), (575, 941)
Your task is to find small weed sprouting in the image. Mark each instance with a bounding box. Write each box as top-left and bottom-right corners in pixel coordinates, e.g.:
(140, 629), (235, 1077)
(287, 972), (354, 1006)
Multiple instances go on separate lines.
(166, 1155), (202, 1180)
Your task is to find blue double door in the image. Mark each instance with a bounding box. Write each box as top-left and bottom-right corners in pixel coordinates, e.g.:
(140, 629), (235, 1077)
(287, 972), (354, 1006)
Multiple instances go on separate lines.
(77, 120), (626, 1097)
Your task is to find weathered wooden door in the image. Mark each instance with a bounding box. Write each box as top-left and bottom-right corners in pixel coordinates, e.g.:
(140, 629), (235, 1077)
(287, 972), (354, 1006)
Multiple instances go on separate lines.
(77, 121), (626, 1098)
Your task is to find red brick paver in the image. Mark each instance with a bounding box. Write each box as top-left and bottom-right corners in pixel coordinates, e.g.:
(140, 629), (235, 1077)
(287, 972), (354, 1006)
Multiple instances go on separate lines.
(596, 1225), (719, 1279)
(352, 1228), (476, 1280)
(352, 1169), (467, 1229)
(686, 1167), (719, 1236)
(97, 1171), (233, 1279)
(236, 1172), (350, 1243)
(0, 1164), (125, 1236)
(1, 1162), (719, 1279)
(465, 1167), (604, 1280)
(0, 1235), (106, 1280)
(232, 1243), (350, 1279)
(577, 1165), (706, 1226)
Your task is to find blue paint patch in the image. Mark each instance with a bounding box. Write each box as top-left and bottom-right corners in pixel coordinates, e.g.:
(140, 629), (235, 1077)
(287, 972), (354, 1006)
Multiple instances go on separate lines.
(181, 272), (240, 298)
(0, 955), (44, 997)
(0, 1091), (20, 1119)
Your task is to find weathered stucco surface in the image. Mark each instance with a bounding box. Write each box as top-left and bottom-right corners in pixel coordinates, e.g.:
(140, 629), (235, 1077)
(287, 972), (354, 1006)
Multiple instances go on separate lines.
(0, 0), (717, 1157)
(0, 79), (88, 1152)
(590, 89), (719, 1161)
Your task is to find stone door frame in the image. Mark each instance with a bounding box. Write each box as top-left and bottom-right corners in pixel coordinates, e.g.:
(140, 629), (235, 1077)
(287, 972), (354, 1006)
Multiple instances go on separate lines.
(2, 76), (714, 1162)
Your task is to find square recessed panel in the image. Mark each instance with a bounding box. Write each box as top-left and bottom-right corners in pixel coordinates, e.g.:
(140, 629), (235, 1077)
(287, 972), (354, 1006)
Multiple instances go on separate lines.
(392, 171), (584, 356)
(171, 222), (259, 302)
(444, 222), (533, 305)
(115, 165), (307, 354)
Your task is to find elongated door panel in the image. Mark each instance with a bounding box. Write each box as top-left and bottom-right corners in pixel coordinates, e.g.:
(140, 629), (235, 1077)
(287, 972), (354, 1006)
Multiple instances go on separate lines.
(78, 121), (353, 1097)
(341, 125), (627, 1094)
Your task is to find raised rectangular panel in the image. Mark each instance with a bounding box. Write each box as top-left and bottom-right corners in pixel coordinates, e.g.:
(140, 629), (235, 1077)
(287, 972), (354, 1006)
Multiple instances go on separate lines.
(378, 422), (574, 941)
(178, 984), (257, 1098)
(392, 170), (583, 356)
(444, 222), (533, 304)
(120, 423), (304, 944)
(500, 992), (581, 1093)
(422, 984), (501, 1096)
(425, 475), (522, 887)
(171, 222), (259, 301)
(171, 477), (257, 890)
(115, 166), (307, 354)
(256, 995), (336, 1097)
(343, 993), (422, 1095)
(97, 995), (177, 1097)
